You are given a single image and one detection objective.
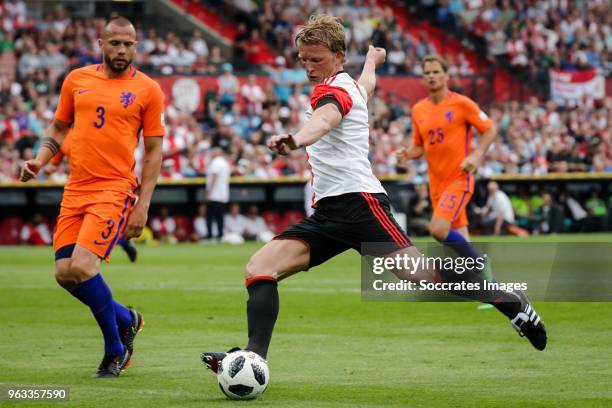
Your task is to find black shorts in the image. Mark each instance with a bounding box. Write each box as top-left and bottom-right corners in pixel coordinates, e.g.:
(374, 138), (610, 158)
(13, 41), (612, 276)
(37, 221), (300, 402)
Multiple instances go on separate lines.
(275, 192), (412, 268)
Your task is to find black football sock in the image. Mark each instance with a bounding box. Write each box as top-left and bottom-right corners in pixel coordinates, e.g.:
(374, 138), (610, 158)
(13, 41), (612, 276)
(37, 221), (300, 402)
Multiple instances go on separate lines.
(436, 267), (521, 318)
(245, 279), (279, 359)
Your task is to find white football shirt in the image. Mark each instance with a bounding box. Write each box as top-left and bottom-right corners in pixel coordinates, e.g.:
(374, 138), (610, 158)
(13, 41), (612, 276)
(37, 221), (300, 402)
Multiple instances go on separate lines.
(305, 72), (385, 206)
(207, 155), (231, 203)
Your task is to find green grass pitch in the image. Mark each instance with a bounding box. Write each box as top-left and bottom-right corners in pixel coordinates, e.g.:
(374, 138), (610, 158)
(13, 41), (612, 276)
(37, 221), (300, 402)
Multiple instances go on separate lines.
(1, 236), (611, 407)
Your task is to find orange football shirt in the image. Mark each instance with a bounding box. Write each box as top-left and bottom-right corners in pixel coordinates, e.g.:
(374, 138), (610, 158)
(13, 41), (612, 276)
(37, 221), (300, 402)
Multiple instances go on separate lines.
(55, 64), (165, 193)
(412, 92), (492, 196)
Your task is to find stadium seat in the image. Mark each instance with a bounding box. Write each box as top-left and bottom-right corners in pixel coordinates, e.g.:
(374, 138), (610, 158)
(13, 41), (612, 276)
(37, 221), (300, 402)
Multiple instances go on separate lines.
(0, 217), (24, 245)
(173, 215), (194, 242)
(271, 211), (305, 234)
(284, 211), (305, 227)
(261, 211), (282, 234)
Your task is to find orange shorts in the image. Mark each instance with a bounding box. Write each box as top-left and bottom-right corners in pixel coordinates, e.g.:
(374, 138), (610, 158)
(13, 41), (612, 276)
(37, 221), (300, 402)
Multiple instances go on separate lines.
(53, 190), (135, 261)
(431, 183), (473, 229)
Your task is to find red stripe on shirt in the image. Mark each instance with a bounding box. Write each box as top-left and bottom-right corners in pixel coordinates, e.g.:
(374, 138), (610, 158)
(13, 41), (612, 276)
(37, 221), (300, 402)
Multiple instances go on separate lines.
(352, 79), (366, 102)
(305, 152), (316, 208)
(325, 73), (338, 85)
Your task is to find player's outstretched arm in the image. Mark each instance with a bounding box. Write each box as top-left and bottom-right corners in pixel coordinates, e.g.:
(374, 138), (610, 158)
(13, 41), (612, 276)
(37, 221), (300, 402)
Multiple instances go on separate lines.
(358, 45), (386, 99)
(20, 119), (71, 182)
(267, 104), (342, 155)
(125, 136), (163, 238)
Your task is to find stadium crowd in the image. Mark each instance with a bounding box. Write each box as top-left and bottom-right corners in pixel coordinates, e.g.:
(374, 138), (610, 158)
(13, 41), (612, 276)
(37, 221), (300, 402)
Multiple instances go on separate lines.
(430, 0), (612, 77)
(226, 0), (452, 76)
(1, 2), (611, 182)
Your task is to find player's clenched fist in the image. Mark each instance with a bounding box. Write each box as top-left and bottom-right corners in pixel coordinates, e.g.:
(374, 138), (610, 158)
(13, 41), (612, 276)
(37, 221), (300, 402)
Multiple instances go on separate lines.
(267, 134), (299, 156)
(20, 159), (42, 182)
(395, 147), (410, 163)
(124, 204), (147, 239)
(365, 45), (386, 67)
(460, 152), (482, 174)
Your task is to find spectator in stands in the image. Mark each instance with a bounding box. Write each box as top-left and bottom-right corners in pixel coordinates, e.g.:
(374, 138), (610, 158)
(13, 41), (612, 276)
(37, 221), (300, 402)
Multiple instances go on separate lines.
(558, 191), (588, 232)
(533, 192), (564, 234)
(243, 204), (273, 242)
(192, 204), (210, 242)
(265, 56), (307, 106)
(585, 188), (608, 231)
(415, 32), (436, 59)
(223, 202), (247, 244)
(241, 74), (265, 115)
(150, 206), (178, 243)
(206, 147), (231, 241)
(1, 0), (611, 188)
(477, 181), (516, 235)
(369, 88), (390, 126)
(244, 29), (268, 65)
(173, 41), (197, 73)
(190, 29), (208, 59)
(208, 45), (223, 72)
(217, 63), (239, 111)
(41, 43), (68, 89)
(387, 42), (406, 74)
(455, 52), (472, 75)
(438, 0), (610, 83)
(506, 31), (528, 68)
(2, 0), (26, 32)
(510, 188), (532, 231)
(20, 213), (51, 245)
(233, 22), (250, 71)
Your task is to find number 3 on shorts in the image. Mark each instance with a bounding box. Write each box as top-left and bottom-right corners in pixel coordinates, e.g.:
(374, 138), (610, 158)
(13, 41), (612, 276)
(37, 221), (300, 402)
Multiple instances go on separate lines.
(101, 219), (115, 239)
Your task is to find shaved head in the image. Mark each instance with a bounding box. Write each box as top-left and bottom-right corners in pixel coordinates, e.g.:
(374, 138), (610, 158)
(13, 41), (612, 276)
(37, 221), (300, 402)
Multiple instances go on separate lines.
(103, 16), (135, 38)
(98, 16), (137, 75)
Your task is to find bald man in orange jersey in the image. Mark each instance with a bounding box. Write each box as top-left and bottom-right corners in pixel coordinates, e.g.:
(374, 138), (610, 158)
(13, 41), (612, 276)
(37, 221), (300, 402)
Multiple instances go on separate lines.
(397, 55), (497, 287)
(20, 16), (164, 377)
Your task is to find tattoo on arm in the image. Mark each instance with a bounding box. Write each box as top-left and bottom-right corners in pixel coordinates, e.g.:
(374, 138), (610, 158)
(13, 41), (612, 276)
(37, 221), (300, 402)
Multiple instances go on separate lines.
(41, 137), (60, 155)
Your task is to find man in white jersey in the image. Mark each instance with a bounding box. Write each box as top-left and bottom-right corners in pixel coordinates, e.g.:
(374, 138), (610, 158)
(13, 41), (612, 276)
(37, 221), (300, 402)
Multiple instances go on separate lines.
(201, 14), (546, 377)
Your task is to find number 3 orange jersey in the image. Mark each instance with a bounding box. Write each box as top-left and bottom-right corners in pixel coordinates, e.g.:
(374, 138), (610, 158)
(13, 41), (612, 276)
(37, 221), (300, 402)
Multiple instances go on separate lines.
(54, 64), (165, 193)
(412, 92), (492, 193)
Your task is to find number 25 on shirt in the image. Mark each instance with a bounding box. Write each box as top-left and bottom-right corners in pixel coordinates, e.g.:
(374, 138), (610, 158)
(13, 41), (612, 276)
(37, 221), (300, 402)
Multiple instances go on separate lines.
(428, 127), (444, 145)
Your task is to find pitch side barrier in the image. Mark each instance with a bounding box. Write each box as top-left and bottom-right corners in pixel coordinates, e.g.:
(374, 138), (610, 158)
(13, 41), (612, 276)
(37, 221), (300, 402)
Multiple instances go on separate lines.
(0, 173), (610, 220)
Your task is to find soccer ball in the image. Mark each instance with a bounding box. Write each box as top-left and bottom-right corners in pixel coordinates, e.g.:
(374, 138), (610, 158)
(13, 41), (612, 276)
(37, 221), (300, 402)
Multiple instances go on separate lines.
(217, 350), (269, 400)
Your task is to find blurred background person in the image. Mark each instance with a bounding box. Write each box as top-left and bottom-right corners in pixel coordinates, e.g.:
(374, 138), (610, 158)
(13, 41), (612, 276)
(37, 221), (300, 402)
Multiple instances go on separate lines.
(20, 213), (51, 246)
(476, 181), (516, 236)
(206, 147), (231, 242)
(243, 204), (273, 243)
(151, 206), (178, 244)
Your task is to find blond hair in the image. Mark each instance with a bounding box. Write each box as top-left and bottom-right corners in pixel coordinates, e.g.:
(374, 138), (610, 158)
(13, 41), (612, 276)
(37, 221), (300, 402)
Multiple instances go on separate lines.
(295, 14), (346, 54)
(421, 55), (449, 72)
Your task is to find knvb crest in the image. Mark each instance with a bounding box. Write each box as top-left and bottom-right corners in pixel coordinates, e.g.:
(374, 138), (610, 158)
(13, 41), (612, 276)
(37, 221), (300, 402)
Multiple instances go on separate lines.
(445, 111), (454, 123)
(120, 91), (136, 108)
